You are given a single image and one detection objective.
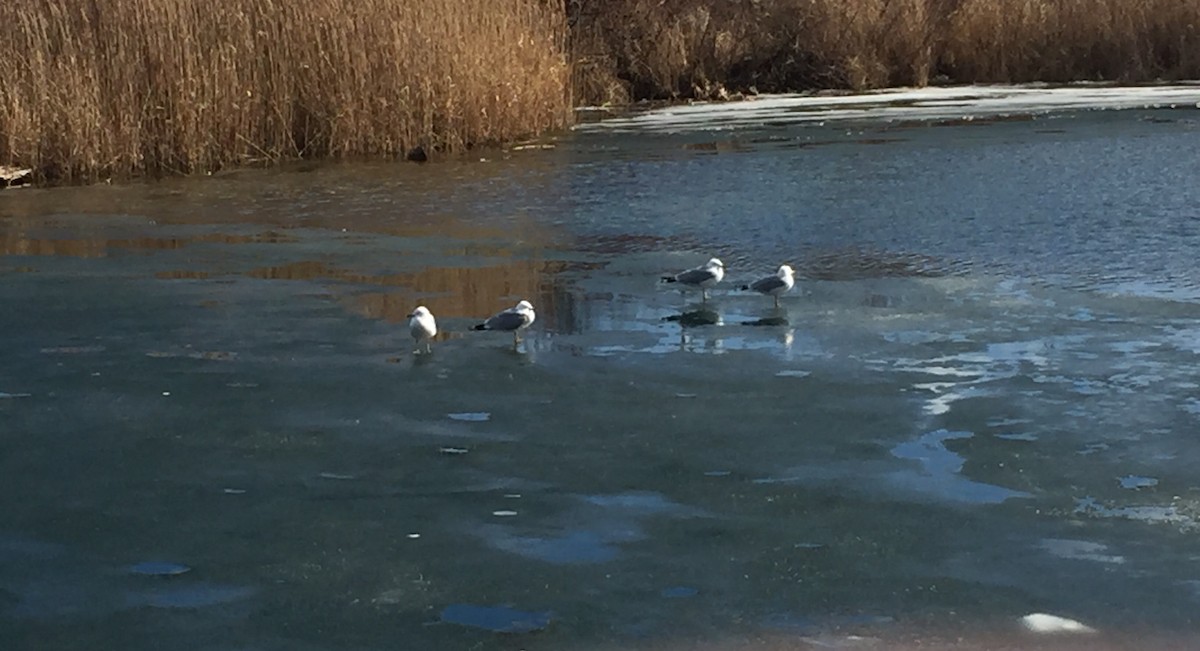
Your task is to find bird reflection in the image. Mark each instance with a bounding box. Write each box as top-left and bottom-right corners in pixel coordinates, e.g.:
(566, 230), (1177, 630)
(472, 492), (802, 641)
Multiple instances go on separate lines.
(662, 307), (722, 328)
(663, 306), (723, 353)
(742, 306), (790, 327)
(411, 349), (438, 368)
(742, 315), (790, 327)
(509, 339), (537, 363)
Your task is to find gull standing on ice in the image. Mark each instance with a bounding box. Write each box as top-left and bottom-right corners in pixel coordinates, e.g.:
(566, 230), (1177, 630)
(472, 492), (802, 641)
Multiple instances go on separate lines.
(661, 257), (725, 302)
(473, 300), (536, 344)
(407, 306), (437, 353)
(740, 264), (795, 307)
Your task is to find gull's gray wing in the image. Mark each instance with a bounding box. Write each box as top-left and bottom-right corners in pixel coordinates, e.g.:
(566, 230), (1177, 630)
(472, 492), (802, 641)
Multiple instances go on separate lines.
(484, 311), (528, 331)
(750, 275), (787, 294)
(675, 268), (717, 286)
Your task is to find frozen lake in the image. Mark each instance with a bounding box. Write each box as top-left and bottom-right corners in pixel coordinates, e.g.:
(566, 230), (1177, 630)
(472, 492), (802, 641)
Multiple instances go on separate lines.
(2, 84), (1200, 650)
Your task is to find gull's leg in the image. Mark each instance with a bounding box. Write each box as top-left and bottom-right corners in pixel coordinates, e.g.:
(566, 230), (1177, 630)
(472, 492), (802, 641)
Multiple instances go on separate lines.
(774, 295), (780, 308)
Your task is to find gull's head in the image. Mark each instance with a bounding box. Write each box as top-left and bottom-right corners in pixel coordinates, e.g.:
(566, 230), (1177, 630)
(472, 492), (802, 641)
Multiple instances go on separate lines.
(706, 258), (724, 270)
(407, 306), (431, 318)
(778, 264), (794, 277)
(515, 300), (535, 312)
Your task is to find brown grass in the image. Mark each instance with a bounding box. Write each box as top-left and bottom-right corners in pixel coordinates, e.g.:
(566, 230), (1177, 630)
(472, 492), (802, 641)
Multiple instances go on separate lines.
(944, 0), (1200, 82)
(0, 0), (571, 183)
(4, 1), (1198, 183)
(571, 0), (1200, 103)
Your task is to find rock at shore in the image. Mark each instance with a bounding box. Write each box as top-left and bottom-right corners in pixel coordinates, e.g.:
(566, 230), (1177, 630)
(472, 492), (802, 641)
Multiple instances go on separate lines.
(0, 166), (32, 188)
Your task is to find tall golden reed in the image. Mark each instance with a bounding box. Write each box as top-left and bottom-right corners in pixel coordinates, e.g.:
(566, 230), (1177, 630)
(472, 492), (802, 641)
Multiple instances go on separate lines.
(571, 0), (1200, 103)
(0, 0), (571, 183)
(4, 0), (1199, 183)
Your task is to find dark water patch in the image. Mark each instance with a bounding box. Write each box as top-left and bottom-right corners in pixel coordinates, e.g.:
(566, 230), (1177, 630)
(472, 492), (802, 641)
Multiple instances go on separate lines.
(760, 612), (895, 633)
(930, 113), (1038, 128)
(864, 293), (900, 308)
(447, 412), (491, 422)
(144, 349), (237, 361)
(128, 561), (191, 577)
(38, 344), (107, 354)
(994, 432), (1039, 442)
(800, 249), (967, 280)
(439, 603), (552, 633)
(481, 528), (620, 564)
(661, 586), (698, 598)
(0, 534), (67, 561)
(127, 583), (255, 609)
(582, 491), (706, 516)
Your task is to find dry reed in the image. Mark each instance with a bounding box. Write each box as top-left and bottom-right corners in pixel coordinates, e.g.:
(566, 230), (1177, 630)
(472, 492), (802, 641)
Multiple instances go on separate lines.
(4, 0), (1199, 183)
(0, 0), (572, 183)
(571, 0), (1200, 103)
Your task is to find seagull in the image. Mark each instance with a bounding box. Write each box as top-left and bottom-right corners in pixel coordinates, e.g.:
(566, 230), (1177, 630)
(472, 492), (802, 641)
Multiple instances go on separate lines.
(740, 264), (795, 307)
(472, 300), (536, 344)
(661, 258), (725, 302)
(406, 306), (437, 353)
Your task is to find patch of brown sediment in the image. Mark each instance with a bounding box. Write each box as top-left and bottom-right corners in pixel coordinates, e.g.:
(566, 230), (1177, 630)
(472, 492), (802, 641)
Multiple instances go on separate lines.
(0, 230), (294, 258)
(241, 254), (582, 326)
(155, 270), (213, 280)
(246, 261), (355, 283)
(2, 187), (565, 249)
(346, 259), (585, 327)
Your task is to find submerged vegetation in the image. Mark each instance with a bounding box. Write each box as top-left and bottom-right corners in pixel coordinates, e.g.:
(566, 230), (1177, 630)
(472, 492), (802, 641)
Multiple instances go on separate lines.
(2, 0), (1198, 182)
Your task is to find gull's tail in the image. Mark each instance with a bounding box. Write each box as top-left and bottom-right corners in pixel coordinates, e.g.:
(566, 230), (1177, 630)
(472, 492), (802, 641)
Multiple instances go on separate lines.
(661, 275), (677, 283)
(738, 284), (750, 291)
(472, 323), (487, 331)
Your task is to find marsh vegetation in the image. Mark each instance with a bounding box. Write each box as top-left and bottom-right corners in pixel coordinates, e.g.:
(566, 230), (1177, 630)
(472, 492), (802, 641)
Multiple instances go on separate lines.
(2, 0), (1198, 181)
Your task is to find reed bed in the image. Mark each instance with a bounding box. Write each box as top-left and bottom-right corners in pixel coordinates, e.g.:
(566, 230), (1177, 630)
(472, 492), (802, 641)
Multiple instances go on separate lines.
(3, 0), (1199, 182)
(0, 0), (571, 183)
(571, 0), (1200, 103)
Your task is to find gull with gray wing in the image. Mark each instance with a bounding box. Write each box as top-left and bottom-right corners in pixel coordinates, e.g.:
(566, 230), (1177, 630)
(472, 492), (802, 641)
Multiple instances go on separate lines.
(740, 264), (795, 307)
(473, 300), (536, 344)
(661, 257), (725, 302)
